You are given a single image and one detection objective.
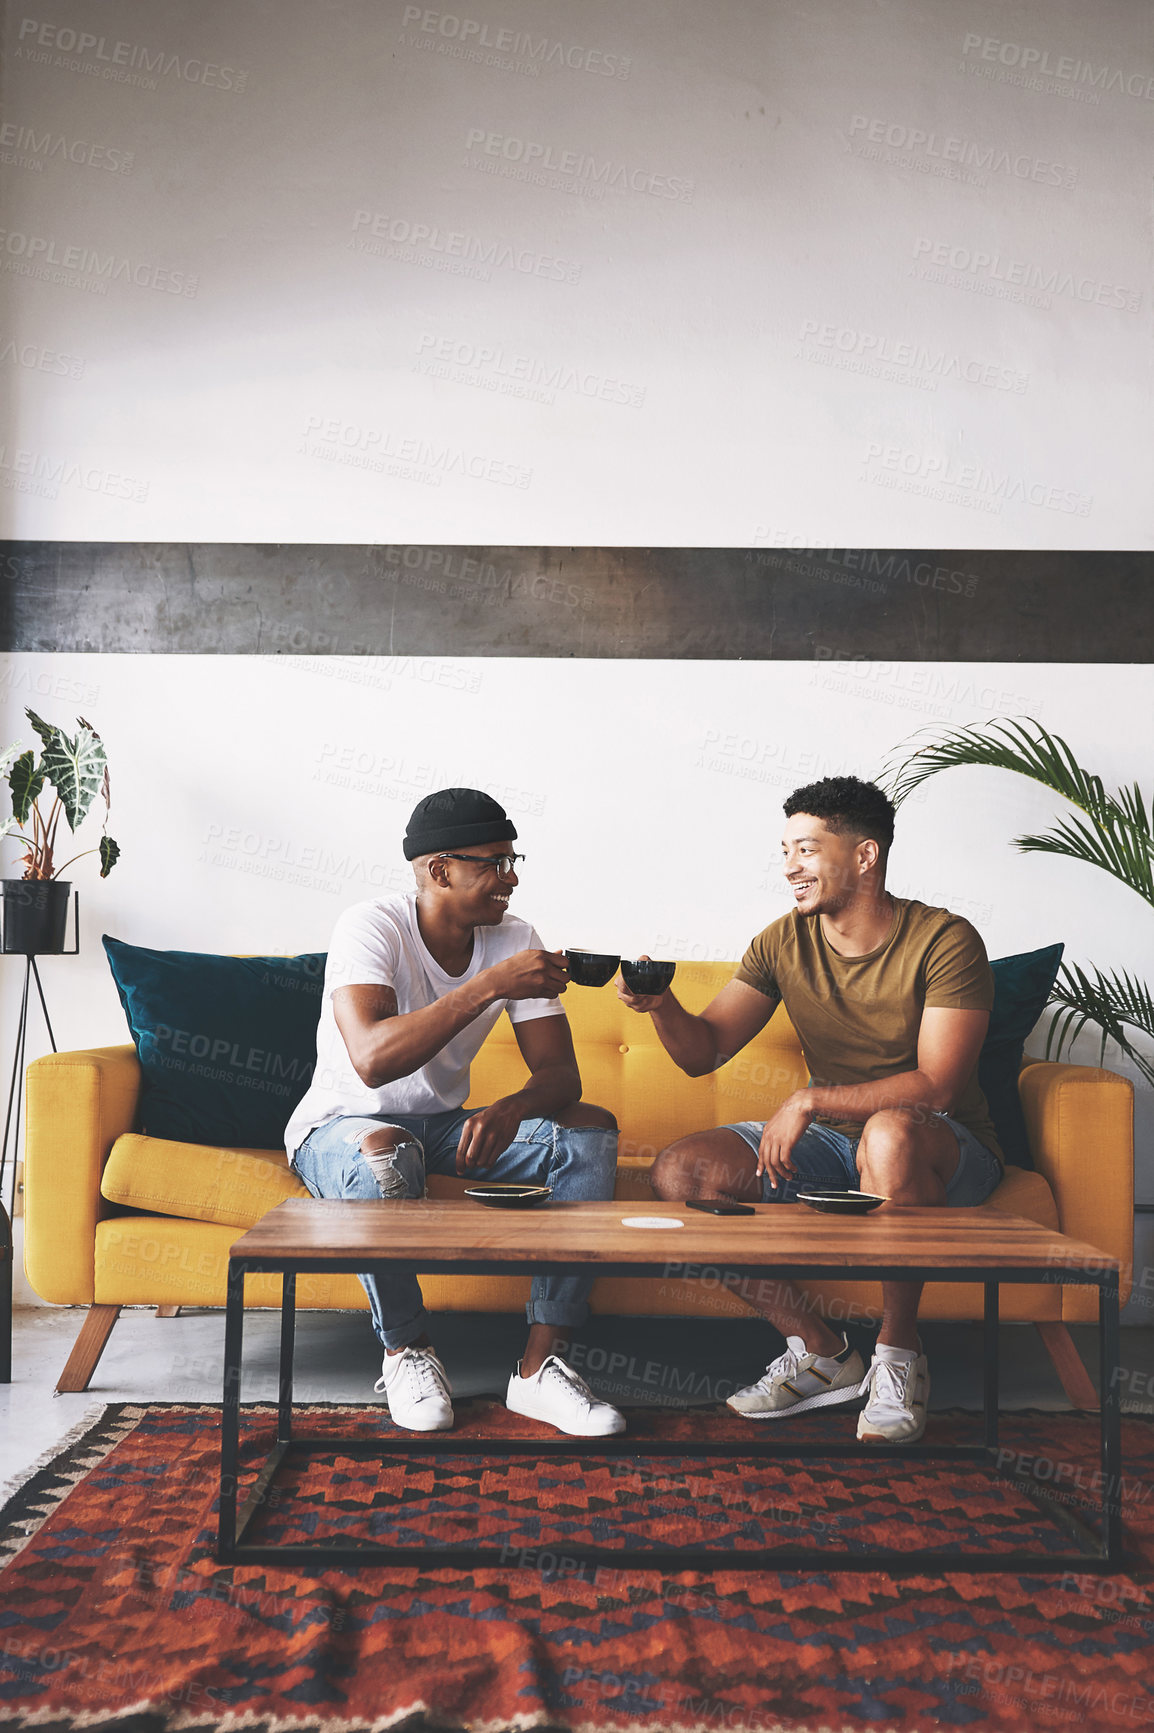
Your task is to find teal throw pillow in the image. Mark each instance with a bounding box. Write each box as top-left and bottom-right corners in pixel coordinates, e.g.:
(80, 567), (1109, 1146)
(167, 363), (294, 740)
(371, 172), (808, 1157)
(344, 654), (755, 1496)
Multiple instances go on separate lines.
(103, 937), (326, 1149)
(978, 943), (1064, 1170)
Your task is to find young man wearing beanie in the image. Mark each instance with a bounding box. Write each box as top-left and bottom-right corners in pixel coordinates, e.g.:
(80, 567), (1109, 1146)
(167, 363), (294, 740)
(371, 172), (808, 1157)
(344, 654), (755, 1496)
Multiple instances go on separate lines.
(618, 775), (1003, 1446)
(285, 787), (624, 1438)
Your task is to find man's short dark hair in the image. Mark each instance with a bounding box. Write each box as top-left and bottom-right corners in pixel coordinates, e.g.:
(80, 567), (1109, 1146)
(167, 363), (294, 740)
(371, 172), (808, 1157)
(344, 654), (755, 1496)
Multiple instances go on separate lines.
(783, 776), (895, 858)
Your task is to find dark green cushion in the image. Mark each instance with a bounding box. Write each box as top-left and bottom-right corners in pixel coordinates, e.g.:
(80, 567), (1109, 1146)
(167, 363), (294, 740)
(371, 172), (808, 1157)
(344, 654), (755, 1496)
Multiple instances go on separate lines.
(102, 936), (325, 1149)
(978, 943), (1064, 1170)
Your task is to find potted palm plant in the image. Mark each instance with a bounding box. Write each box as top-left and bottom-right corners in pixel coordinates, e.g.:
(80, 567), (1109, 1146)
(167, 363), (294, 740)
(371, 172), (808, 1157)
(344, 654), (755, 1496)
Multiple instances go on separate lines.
(883, 717), (1152, 1085)
(0, 709), (120, 954)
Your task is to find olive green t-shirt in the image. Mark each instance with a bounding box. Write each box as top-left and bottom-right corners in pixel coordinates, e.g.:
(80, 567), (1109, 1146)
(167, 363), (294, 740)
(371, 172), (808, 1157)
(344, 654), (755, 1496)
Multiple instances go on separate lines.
(735, 897), (1002, 1162)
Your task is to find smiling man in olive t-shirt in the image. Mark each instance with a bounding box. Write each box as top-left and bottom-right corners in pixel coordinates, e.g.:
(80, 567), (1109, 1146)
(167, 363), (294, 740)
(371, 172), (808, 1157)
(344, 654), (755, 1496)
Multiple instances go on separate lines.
(618, 775), (1003, 1446)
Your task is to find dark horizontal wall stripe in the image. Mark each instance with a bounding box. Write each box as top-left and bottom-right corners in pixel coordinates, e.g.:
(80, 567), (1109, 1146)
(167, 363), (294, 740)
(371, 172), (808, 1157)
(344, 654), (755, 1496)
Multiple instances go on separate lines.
(2, 543), (1151, 660)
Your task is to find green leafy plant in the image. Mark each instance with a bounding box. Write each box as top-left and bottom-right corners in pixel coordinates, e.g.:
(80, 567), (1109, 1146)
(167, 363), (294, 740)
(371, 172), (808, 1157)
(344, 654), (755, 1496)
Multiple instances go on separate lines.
(883, 717), (1154, 1087)
(0, 708), (120, 881)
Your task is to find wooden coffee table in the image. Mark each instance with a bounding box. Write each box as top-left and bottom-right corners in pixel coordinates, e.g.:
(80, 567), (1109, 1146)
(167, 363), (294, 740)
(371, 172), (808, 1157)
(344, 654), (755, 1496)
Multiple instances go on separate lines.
(219, 1197), (1122, 1571)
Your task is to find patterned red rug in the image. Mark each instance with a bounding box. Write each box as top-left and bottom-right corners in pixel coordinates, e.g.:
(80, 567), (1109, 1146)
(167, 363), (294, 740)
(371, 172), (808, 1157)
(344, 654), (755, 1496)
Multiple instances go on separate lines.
(1, 1402), (1152, 1732)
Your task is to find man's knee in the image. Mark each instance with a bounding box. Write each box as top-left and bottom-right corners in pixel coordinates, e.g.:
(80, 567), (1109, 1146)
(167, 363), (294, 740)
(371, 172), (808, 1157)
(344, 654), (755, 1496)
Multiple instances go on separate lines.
(358, 1126), (425, 1199)
(857, 1111), (948, 1198)
(862, 1107), (922, 1136)
(649, 1145), (687, 1200)
(650, 1138), (725, 1200)
(858, 1109), (922, 1162)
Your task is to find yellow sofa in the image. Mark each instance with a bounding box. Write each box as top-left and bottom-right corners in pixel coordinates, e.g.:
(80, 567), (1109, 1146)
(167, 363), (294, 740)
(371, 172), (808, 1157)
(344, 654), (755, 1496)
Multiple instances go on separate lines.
(24, 962), (1133, 1400)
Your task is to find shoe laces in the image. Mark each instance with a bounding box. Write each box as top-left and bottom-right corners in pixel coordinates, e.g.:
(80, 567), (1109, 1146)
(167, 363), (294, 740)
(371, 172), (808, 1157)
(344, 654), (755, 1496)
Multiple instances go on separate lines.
(761, 1343), (803, 1388)
(536, 1354), (598, 1411)
(868, 1357), (914, 1413)
(375, 1346), (448, 1400)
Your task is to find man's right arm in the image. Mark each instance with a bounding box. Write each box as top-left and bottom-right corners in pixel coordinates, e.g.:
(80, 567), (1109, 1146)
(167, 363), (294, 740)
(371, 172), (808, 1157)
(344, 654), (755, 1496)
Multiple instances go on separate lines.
(333, 950), (568, 1088)
(619, 975), (778, 1076)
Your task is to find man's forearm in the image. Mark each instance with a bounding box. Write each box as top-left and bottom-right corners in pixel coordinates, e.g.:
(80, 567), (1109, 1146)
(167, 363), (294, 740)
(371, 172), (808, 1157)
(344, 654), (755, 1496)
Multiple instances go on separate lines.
(356, 979), (499, 1087)
(500, 1062), (582, 1120)
(804, 1069), (950, 1124)
(649, 994), (721, 1077)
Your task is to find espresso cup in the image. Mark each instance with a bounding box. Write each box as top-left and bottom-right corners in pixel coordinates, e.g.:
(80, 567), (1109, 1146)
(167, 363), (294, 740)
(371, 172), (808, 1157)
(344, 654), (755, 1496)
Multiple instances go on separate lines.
(620, 958), (677, 995)
(564, 949), (621, 988)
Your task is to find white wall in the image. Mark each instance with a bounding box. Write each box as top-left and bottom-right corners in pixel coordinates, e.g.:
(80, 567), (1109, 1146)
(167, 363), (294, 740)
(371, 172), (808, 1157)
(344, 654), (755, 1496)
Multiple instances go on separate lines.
(3, 652), (1151, 1182)
(2, 0), (1150, 1297)
(1, 0), (1151, 546)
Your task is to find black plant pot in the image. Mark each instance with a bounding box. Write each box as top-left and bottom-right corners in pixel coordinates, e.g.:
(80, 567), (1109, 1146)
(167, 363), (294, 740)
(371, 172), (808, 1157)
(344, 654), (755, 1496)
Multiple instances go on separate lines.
(1, 880), (72, 954)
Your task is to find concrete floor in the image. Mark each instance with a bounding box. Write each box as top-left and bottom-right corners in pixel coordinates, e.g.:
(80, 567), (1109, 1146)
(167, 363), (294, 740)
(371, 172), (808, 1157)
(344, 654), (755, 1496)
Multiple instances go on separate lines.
(5, 1303), (1154, 1501)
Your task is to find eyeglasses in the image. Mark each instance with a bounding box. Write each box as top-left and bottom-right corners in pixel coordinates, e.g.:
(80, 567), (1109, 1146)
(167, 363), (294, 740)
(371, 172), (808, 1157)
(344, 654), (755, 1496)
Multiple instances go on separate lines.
(436, 851), (525, 880)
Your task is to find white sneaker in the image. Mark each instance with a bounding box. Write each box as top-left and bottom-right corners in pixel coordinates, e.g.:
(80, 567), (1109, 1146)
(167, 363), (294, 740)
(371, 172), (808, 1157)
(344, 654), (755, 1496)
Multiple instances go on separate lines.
(727, 1335), (866, 1419)
(505, 1354), (626, 1437)
(856, 1346), (929, 1444)
(374, 1345), (454, 1432)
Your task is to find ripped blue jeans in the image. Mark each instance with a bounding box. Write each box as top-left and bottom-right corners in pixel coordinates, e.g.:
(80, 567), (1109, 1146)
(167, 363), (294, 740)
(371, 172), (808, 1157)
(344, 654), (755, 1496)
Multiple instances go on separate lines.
(290, 1109), (618, 1351)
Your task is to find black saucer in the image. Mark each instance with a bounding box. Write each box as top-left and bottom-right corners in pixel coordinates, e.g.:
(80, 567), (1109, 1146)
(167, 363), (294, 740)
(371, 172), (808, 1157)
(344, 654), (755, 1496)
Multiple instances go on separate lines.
(797, 1190), (886, 1216)
(463, 1183), (553, 1209)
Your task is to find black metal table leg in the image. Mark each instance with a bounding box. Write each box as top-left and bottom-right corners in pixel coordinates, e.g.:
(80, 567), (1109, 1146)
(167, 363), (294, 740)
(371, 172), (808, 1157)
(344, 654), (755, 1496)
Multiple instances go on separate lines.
(1099, 1268), (1122, 1564)
(278, 1273), (296, 1446)
(219, 1259), (246, 1558)
(983, 1281), (999, 1449)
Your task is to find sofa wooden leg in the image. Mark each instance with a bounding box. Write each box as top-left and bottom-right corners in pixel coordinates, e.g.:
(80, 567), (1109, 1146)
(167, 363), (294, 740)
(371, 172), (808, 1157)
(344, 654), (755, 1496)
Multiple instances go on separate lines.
(56, 1305), (121, 1393)
(154, 1305), (181, 1318)
(1036, 1321), (1099, 1410)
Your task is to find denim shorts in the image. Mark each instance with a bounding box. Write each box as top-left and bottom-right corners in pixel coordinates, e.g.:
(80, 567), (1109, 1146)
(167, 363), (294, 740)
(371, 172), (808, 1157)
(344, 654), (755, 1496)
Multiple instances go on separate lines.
(723, 1113), (1003, 1205)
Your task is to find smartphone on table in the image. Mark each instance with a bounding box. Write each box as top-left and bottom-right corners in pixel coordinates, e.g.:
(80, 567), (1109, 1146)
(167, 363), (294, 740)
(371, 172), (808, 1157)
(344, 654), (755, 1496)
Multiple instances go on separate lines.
(685, 1200), (756, 1216)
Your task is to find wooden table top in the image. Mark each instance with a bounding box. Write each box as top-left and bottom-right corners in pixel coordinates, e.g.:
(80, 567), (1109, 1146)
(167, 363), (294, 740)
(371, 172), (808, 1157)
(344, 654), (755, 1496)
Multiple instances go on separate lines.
(229, 1198), (1116, 1275)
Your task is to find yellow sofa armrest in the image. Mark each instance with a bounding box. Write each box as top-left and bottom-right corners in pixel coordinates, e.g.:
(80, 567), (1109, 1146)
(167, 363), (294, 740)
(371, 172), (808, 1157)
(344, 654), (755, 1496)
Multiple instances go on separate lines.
(1018, 1059), (1134, 1314)
(24, 1044), (141, 1305)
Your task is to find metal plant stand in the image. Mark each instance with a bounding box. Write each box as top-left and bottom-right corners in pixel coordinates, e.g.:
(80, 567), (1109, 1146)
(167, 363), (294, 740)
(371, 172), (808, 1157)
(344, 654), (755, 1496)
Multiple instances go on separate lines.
(0, 892), (79, 1383)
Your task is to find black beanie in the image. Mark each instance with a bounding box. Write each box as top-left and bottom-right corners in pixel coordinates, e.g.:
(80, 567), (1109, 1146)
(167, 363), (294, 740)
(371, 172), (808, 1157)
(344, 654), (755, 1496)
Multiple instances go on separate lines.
(403, 787), (517, 860)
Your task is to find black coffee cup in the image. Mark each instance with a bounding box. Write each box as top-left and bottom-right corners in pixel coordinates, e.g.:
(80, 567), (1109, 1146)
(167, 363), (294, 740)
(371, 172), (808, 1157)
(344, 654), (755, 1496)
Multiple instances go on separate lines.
(564, 949), (621, 987)
(620, 958), (676, 995)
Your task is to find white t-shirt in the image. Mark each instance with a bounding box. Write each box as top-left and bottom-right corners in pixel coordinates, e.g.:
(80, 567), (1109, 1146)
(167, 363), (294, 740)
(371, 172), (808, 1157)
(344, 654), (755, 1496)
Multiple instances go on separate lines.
(284, 892), (565, 1155)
